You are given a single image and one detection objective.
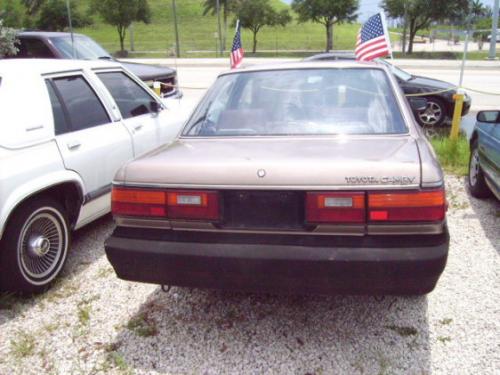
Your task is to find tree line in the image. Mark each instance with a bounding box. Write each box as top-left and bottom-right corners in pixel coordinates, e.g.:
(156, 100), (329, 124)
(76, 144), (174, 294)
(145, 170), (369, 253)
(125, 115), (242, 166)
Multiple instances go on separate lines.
(0, 0), (497, 57)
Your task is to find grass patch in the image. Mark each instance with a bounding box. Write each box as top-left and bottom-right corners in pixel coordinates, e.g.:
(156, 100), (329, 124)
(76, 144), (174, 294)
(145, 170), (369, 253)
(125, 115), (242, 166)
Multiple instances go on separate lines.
(437, 336), (452, 344)
(10, 331), (36, 358)
(126, 314), (158, 337)
(430, 135), (470, 176)
(385, 325), (418, 337)
(439, 318), (453, 325)
(393, 50), (499, 60)
(74, 0), (358, 57)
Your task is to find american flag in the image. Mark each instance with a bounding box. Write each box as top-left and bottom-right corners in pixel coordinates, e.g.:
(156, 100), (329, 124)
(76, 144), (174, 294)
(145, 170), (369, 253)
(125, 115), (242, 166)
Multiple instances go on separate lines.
(230, 20), (244, 69)
(355, 13), (392, 62)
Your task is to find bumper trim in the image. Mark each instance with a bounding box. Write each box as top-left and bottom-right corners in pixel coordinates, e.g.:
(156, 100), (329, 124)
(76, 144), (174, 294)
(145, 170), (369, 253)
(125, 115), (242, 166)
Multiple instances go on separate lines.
(105, 229), (449, 295)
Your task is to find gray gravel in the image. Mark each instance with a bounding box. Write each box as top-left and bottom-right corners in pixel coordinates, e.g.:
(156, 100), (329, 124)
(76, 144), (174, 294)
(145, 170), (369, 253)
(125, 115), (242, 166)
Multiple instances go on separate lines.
(0, 175), (498, 375)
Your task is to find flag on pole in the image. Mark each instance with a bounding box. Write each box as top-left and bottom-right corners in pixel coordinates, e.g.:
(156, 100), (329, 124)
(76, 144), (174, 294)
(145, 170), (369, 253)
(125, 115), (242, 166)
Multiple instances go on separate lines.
(355, 13), (392, 62)
(230, 20), (244, 69)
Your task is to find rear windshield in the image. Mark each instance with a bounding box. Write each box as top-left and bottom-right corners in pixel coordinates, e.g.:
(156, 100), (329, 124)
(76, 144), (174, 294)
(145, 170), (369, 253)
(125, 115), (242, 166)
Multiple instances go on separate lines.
(183, 68), (407, 137)
(50, 36), (112, 60)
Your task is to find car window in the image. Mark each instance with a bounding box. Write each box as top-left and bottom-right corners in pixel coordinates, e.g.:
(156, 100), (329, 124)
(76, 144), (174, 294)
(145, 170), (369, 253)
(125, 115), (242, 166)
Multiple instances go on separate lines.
(184, 68), (407, 137)
(97, 71), (156, 119)
(45, 80), (70, 135)
(16, 38), (55, 58)
(51, 75), (110, 131)
(50, 36), (112, 60)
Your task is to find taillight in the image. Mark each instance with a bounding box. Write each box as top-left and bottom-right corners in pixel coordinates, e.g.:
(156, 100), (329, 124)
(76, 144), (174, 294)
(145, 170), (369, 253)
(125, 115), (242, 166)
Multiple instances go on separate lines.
(112, 187), (219, 221)
(368, 190), (446, 222)
(306, 192), (365, 223)
(167, 191), (219, 220)
(112, 188), (166, 217)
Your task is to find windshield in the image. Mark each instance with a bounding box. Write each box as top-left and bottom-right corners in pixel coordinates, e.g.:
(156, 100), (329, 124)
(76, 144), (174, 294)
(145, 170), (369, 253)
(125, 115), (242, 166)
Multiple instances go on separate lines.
(376, 59), (413, 81)
(50, 36), (112, 60)
(183, 68), (407, 137)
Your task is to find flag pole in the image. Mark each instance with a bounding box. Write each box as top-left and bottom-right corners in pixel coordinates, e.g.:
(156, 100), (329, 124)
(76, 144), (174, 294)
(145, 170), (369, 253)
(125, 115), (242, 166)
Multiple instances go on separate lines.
(380, 11), (394, 61)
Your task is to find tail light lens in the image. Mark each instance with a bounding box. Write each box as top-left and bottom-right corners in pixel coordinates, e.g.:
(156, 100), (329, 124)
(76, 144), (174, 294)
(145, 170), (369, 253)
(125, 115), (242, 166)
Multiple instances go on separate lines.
(167, 191), (219, 220)
(112, 187), (219, 221)
(306, 192), (365, 223)
(368, 190), (446, 222)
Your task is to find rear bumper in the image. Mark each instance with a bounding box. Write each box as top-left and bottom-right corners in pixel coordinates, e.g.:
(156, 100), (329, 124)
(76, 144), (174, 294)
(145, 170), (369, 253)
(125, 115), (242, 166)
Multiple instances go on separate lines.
(105, 228), (449, 295)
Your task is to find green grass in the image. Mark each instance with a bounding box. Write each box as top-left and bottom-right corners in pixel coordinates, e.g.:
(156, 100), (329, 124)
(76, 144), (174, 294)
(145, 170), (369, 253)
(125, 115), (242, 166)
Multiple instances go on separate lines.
(430, 135), (470, 176)
(393, 50), (500, 60)
(10, 331), (36, 359)
(74, 0), (359, 57)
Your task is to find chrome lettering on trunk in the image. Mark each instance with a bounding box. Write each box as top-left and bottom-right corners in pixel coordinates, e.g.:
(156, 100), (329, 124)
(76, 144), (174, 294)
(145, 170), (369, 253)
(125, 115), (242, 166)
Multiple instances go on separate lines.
(345, 177), (417, 185)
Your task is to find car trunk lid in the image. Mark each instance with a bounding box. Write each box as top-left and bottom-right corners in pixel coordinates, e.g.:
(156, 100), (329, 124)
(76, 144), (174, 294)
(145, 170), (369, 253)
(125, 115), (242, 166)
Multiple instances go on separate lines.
(123, 136), (421, 189)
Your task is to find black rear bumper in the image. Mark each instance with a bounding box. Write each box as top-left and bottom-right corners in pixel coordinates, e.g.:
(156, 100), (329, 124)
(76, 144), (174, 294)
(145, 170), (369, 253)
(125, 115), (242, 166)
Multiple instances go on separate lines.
(105, 228), (449, 295)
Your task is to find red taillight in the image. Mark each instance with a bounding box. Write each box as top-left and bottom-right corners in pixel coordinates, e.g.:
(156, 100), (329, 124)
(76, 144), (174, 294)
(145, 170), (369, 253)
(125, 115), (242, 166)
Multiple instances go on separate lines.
(167, 191), (219, 220)
(306, 192), (365, 223)
(368, 190), (446, 222)
(112, 189), (166, 217)
(112, 188), (219, 221)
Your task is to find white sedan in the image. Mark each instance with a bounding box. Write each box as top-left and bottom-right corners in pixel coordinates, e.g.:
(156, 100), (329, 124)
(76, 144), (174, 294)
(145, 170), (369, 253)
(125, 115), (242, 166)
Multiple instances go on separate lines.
(0, 59), (189, 292)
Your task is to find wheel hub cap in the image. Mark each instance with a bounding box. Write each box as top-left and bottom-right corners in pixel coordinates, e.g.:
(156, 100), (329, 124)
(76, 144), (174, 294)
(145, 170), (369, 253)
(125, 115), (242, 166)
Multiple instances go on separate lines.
(28, 235), (51, 257)
(419, 102), (442, 125)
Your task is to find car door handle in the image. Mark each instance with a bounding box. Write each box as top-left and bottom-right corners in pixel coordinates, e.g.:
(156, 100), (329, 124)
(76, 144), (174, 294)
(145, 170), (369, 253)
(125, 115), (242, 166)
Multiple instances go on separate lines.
(134, 124), (144, 131)
(67, 140), (81, 150)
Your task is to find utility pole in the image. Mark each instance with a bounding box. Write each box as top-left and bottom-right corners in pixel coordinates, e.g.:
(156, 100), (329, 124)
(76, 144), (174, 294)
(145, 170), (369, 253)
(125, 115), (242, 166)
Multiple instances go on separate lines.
(402, 3), (407, 54)
(488, 0), (499, 60)
(129, 24), (135, 52)
(216, 0), (223, 55)
(172, 0), (181, 58)
(65, 0), (75, 58)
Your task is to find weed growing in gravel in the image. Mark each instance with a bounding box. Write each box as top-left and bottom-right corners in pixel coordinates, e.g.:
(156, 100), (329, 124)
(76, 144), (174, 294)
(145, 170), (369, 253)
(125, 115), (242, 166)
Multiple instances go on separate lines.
(0, 292), (21, 312)
(430, 136), (470, 176)
(97, 266), (114, 278)
(10, 330), (36, 358)
(126, 314), (158, 337)
(77, 304), (91, 326)
(437, 336), (452, 343)
(439, 318), (453, 325)
(385, 325), (418, 337)
(106, 351), (133, 375)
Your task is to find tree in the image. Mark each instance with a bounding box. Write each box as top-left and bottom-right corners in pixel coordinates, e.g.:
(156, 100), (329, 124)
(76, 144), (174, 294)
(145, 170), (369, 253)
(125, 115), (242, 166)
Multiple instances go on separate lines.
(0, 0), (24, 28)
(21, 0), (44, 15)
(203, 0), (240, 51)
(292, 0), (358, 52)
(36, 0), (92, 31)
(0, 19), (18, 57)
(92, 0), (150, 54)
(382, 0), (468, 54)
(236, 0), (291, 54)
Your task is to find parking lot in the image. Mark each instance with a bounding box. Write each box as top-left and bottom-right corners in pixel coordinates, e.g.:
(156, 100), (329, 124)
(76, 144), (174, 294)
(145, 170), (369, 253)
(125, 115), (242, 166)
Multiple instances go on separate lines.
(0, 61), (499, 375)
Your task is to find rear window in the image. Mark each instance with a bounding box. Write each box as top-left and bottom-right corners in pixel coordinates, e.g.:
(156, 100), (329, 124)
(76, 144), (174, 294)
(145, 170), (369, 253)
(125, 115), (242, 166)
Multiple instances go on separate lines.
(183, 68), (407, 137)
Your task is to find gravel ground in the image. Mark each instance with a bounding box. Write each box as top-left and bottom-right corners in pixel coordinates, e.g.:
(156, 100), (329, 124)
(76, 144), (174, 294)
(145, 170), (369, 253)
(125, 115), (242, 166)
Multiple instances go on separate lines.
(0, 175), (498, 375)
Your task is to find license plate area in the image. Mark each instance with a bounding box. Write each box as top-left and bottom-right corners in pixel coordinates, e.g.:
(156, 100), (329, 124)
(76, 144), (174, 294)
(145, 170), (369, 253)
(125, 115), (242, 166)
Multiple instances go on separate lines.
(221, 191), (305, 230)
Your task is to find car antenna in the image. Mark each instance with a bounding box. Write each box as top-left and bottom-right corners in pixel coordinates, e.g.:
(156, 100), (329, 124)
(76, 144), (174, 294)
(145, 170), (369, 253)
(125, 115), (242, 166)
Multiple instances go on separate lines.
(65, 0), (76, 59)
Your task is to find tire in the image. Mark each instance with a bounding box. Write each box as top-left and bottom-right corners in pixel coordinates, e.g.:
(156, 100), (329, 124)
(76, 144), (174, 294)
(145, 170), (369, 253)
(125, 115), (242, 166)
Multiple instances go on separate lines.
(0, 197), (70, 293)
(417, 97), (446, 127)
(468, 140), (492, 198)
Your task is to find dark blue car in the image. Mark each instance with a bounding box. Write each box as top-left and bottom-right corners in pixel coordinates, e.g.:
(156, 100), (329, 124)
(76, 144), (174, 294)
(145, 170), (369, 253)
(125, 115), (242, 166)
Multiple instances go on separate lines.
(469, 111), (500, 199)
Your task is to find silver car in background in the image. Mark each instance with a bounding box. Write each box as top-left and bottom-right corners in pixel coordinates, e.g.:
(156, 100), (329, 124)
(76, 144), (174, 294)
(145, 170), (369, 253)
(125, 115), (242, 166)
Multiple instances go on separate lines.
(105, 62), (449, 295)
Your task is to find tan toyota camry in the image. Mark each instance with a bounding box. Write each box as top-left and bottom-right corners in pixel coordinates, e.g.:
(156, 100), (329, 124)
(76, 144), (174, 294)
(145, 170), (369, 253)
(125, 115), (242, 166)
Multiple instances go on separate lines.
(105, 62), (449, 295)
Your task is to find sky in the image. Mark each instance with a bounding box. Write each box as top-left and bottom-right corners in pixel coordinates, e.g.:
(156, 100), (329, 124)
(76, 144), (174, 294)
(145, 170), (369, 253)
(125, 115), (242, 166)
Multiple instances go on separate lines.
(281, 0), (497, 22)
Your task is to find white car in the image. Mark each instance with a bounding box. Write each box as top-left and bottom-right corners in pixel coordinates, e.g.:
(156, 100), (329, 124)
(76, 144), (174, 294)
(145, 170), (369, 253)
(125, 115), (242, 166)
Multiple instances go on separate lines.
(0, 59), (187, 292)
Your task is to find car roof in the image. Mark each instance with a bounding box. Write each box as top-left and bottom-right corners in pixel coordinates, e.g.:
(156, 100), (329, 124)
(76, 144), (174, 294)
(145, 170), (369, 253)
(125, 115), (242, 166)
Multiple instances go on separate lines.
(0, 58), (122, 75)
(219, 60), (384, 77)
(17, 31), (87, 38)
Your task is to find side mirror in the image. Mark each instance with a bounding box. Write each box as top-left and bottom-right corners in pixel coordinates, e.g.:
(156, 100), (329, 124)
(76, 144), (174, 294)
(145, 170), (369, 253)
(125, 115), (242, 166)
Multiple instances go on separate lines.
(477, 111), (500, 123)
(150, 101), (162, 114)
(409, 98), (428, 112)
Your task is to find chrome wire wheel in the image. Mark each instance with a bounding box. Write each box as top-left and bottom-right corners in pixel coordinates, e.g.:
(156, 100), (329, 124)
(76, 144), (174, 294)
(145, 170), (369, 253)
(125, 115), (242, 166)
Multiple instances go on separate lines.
(469, 148), (480, 187)
(418, 100), (444, 126)
(17, 207), (68, 285)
